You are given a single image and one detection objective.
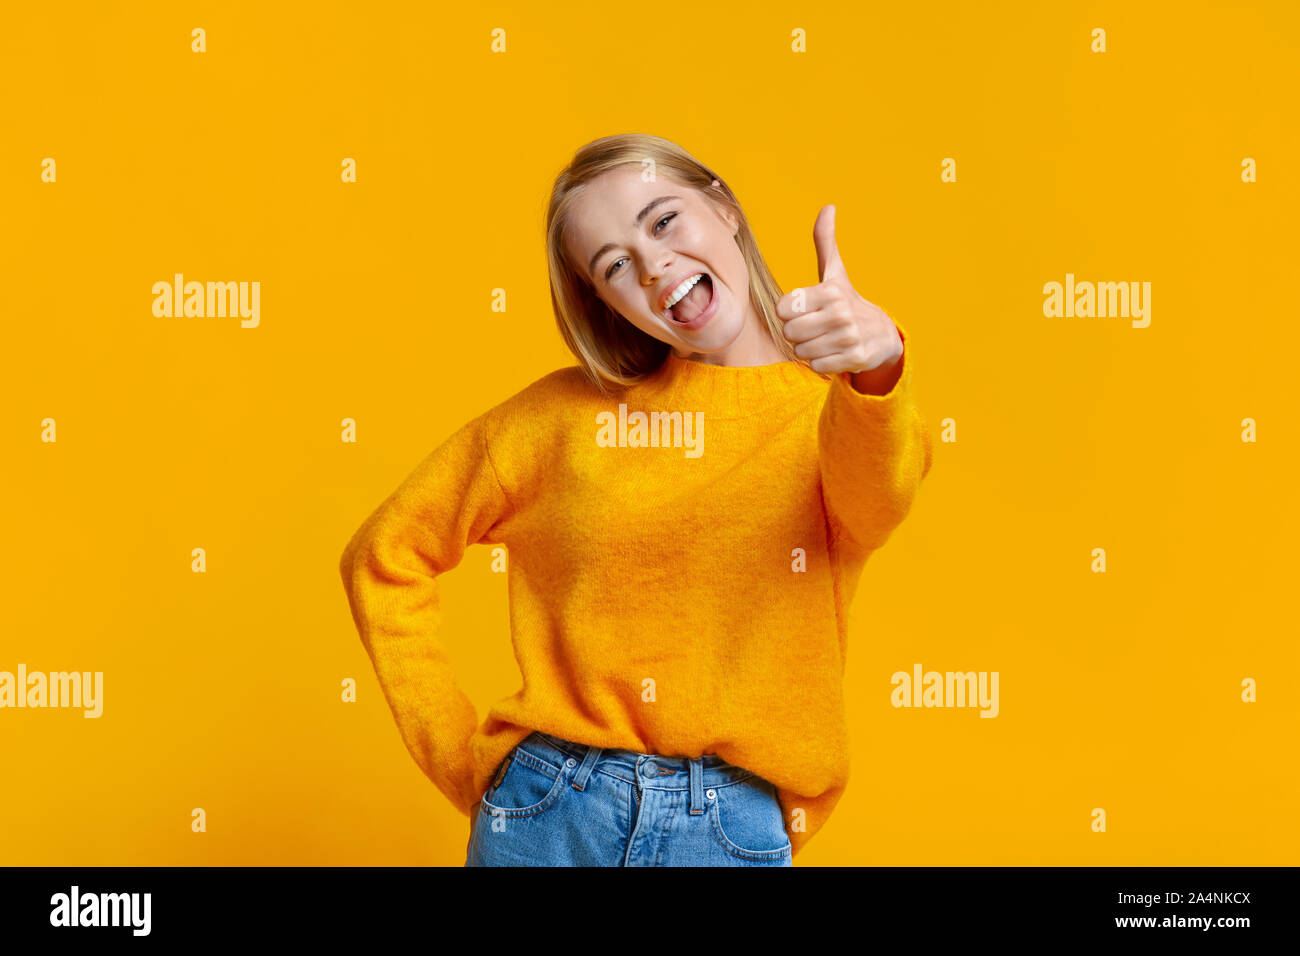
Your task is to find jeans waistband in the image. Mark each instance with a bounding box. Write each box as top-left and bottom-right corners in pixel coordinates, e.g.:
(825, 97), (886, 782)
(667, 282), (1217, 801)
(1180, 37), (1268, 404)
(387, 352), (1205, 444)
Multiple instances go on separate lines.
(520, 731), (757, 790)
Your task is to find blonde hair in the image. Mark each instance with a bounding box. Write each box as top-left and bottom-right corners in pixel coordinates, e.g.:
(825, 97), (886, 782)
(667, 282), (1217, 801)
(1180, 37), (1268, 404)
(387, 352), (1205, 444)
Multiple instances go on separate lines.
(545, 133), (812, 394)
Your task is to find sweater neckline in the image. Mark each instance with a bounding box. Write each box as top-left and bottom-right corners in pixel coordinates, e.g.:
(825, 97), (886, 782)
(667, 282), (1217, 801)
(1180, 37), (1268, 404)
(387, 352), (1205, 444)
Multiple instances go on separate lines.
(631, 349), (825, 419)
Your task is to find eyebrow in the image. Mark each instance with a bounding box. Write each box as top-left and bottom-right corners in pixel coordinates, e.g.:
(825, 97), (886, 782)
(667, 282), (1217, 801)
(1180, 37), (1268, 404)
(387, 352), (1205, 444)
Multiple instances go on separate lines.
(587, 195), (680, 281)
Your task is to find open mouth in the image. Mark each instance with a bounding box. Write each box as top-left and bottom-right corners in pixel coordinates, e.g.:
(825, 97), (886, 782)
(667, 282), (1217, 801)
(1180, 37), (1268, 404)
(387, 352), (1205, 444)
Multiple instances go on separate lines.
(666, 273), (715, 325)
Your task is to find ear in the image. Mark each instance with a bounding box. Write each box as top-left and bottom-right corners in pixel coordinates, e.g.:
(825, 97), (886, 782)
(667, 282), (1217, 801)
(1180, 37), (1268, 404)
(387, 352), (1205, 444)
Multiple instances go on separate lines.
(709, 179), (739, 236)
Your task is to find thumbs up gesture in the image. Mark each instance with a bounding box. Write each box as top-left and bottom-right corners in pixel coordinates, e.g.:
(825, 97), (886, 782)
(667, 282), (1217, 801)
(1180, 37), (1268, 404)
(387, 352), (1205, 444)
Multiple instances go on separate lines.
(777, 205), (904, 390)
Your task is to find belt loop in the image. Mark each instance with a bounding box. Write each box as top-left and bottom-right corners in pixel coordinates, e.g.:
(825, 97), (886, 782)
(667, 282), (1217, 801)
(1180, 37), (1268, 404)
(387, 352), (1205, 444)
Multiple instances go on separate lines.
(688, 756), (704, 815)
(571, 744), (602, 791)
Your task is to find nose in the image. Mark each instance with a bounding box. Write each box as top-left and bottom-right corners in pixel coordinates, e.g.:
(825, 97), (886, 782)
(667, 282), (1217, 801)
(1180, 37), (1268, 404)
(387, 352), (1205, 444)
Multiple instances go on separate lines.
(642, 254), (671, 286)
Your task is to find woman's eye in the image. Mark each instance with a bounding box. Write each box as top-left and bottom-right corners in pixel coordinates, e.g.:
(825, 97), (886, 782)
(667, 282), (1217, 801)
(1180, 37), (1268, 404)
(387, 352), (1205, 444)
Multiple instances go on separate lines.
(605, 213), (677, 278)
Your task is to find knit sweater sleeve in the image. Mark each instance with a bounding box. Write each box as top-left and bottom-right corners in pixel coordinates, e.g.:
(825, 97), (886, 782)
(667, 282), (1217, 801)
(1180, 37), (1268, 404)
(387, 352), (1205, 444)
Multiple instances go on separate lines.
(338, 408), (511, 817)
(817, 319), (933, 554)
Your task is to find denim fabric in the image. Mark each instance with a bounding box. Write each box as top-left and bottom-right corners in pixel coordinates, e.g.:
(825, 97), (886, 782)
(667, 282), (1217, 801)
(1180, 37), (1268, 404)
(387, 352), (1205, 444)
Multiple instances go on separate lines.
(464, 731), (792, 867)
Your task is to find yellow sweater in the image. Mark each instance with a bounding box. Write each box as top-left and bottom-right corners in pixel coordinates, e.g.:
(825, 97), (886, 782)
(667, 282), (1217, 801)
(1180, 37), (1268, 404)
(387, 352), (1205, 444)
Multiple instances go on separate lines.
(339, 321), (933, 858)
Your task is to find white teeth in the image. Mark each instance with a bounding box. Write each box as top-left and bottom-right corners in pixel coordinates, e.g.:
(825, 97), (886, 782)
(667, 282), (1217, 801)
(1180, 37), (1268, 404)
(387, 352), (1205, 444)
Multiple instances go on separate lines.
(665, 273), (704, 310)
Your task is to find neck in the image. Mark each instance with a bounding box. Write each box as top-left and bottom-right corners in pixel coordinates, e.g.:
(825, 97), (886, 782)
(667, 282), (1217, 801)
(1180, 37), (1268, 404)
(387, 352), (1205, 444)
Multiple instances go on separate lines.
(671, 311), (790, 367)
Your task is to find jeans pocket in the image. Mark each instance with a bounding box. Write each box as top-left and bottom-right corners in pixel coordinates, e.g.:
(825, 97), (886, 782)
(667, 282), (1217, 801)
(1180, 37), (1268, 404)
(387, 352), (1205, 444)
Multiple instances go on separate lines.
(708, 774), (793, 862)
(480, 744), (568, 820)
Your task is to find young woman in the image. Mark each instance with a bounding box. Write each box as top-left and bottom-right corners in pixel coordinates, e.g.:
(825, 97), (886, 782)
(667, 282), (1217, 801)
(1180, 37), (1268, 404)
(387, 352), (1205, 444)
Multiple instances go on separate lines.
(339, 133), (934, 866)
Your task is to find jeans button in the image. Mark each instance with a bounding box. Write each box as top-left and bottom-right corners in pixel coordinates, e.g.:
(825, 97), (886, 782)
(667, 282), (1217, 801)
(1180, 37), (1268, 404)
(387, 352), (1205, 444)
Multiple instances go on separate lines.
(566, 758), (577, 768)
(643, 760), (657, 777)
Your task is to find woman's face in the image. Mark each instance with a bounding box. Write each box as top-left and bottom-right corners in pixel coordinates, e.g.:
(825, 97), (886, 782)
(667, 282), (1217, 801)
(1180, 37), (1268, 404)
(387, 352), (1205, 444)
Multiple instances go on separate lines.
(563, 166), (763, 360)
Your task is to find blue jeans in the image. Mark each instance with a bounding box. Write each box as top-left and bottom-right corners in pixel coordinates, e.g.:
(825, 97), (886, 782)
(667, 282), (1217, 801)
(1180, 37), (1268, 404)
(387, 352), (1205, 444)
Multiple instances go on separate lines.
(464, 731), (792, 866)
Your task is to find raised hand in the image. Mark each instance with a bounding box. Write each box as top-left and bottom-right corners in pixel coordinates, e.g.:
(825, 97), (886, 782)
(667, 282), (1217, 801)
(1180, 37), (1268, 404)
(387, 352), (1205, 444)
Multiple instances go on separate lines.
(776, 205), (904, 390)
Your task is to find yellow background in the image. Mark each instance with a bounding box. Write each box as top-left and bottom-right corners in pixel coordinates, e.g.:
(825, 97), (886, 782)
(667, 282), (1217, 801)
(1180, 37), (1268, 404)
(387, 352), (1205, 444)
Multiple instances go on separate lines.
(2, 0), (1296, 866)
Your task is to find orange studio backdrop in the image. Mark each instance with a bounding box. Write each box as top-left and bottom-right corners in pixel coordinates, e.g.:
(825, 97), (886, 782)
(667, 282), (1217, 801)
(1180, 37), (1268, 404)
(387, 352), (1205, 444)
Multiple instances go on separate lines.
(1, 1), (1296, 866)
